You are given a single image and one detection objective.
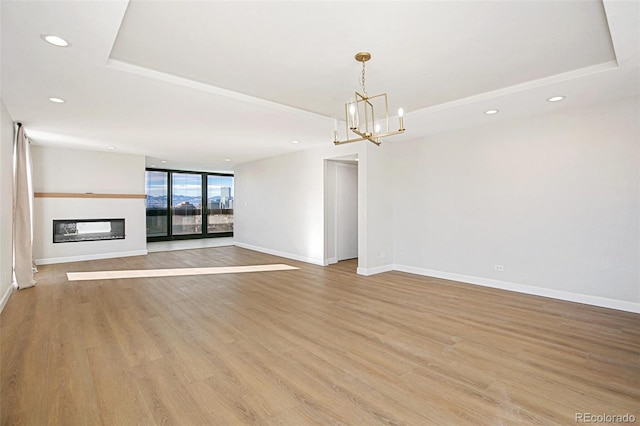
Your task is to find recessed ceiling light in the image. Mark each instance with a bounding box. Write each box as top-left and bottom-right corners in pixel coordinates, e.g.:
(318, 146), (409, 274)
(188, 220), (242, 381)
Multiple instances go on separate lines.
(160, 160), (167, 163)
(48, 97), (65, 103)
(291, 140), (300, 144)
(484, 109), (499, 115)
(107, 146), (116, 150)
(224, 159), (231, 162)
(150, 164), (156, 167)
(547, 96), (565, 102)
(41, 34), (70, 47)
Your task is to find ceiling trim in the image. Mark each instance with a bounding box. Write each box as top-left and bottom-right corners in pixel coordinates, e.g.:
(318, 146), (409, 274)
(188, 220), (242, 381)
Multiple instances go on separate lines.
(106, 58), (329, 121)
(603, 0), (640, 67)
(408, 60), (619, 118)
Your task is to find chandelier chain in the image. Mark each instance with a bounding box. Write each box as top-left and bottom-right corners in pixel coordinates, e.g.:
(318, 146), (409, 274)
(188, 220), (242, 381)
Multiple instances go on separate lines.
(360, 60), (367, 97)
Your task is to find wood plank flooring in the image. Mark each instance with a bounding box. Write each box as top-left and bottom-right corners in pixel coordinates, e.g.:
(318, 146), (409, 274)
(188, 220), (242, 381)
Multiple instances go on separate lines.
(1, 246), (638, 425)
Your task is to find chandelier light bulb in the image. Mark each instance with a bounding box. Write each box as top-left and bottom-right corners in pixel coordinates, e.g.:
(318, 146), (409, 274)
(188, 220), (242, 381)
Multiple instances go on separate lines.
(348, 98), (359, 129)
(398, 108), (404, 117)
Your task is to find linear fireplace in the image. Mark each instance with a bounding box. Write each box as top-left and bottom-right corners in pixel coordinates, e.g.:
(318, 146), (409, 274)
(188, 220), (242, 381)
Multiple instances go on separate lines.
(53, 218), (125, 243)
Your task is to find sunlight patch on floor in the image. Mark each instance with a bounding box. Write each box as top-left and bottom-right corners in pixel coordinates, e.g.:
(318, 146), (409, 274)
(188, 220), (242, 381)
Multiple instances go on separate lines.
(67, 264), (299, 281)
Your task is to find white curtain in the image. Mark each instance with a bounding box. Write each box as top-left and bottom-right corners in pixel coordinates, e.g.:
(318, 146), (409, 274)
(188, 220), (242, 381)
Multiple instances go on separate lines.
(13, 123), (36, 289)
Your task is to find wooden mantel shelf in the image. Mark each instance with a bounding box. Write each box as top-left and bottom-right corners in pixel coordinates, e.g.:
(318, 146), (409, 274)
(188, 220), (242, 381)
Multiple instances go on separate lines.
(34, 192), (146, 199)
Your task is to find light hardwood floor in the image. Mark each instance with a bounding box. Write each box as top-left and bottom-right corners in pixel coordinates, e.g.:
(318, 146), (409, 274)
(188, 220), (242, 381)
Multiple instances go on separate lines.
(1, 246), (638, 425)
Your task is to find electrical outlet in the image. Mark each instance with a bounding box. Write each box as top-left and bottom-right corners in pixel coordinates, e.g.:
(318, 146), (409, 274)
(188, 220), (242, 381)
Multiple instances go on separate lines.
(379, 251), (386, 258)
(494, 264), (504, 272)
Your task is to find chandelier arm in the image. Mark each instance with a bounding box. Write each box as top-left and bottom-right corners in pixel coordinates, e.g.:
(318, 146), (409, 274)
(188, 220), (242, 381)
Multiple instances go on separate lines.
(334, 128), (406, 146)
(334, 136), (380, 146)
(350, 127), (378, 145)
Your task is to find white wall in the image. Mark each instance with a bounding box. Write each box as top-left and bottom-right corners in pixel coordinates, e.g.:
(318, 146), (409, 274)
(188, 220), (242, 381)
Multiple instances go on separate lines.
(0, 99), (15, 311)
(324, 160), (338, 263)
(31, 146), (147, 264)
(235, 142), (368, 266)
(358, 141), (394, 274)
(392, 96), (639, 312)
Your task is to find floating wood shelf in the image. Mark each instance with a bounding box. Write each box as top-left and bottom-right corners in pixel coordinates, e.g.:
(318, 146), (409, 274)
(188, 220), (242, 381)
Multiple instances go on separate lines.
(34, 192), (146, 199)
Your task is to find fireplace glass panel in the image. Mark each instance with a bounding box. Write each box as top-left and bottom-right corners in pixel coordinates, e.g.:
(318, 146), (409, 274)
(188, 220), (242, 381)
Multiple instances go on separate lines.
(53, 219), (125, 243)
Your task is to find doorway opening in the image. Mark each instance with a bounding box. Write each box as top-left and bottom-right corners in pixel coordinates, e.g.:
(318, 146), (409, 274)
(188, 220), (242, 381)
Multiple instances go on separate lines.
(324, 156), (359, 269)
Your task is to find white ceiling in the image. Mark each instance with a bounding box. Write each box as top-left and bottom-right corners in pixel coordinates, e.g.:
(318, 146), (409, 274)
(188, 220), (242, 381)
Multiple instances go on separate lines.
(1, 0), (638, 172)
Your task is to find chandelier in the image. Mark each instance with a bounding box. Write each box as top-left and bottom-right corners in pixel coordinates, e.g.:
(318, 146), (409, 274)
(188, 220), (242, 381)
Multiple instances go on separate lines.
(333, 52), (405, 146)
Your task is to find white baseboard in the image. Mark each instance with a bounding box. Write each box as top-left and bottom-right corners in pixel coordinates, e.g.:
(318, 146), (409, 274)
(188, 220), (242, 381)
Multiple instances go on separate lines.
(357, 264), (394, 276)
(327, 257), (338, 265)
(234, 242), (325, 266)
(394, 264), (640, 314)
(35, 249), (148, 266)
(0, 283), (15, 314)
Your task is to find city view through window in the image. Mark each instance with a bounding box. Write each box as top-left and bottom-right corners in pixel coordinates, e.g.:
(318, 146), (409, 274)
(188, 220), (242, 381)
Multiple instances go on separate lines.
(145, 170), (234, 239)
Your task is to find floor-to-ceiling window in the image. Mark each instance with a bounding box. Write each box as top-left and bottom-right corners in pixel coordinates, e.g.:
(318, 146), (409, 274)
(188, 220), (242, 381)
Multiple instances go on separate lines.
(172, 172), (202, 236)
(207, 174), (234, 234)
(145, 169), (233, 241)
(145, 170), (169, 237)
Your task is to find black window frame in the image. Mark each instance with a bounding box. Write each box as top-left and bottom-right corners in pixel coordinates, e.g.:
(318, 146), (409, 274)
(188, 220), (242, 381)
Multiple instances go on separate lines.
(145, 167), (234, 242)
